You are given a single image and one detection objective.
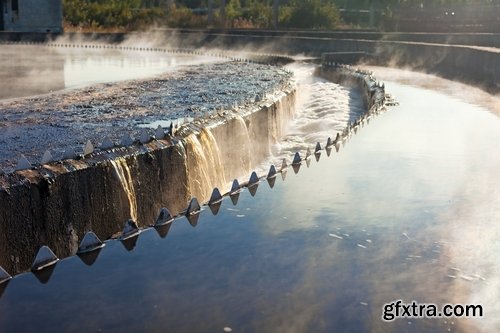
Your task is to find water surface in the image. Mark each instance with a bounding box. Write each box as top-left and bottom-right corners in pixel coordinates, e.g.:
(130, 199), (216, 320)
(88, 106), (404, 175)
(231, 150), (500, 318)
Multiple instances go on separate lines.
(1, 73), (499, 333)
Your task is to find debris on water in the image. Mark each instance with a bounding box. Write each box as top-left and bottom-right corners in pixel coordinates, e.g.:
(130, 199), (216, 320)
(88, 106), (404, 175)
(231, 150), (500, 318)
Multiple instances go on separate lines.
(366, 239), (372, 243)
(236, 215), (245, 218)
(329, 233), (343, 240)
(223, 327), (232, 332)
(360, 302), (368, 306)
(357, 244), (367, 249)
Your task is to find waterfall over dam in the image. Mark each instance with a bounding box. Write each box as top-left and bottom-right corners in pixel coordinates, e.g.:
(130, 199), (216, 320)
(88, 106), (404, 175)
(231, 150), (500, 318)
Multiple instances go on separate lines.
(0, 81), (296, 275)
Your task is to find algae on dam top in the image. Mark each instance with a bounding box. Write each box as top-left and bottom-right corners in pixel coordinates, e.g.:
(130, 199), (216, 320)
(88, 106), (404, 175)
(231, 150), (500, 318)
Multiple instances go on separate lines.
(0, 61), (292, 171)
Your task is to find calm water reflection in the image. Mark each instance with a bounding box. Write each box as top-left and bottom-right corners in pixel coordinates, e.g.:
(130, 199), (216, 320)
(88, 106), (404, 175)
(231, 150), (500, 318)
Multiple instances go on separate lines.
(1, 79), (499, 333)
(0, 45), (217, 100)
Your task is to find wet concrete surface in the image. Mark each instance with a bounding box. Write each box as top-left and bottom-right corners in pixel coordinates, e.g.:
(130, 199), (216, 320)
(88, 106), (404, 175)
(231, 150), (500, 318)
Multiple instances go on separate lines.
(0, 59), (291, 171)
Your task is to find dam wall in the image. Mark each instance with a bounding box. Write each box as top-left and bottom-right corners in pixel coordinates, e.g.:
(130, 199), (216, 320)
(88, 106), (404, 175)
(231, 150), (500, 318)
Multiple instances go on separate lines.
(0, 86), (296, 275)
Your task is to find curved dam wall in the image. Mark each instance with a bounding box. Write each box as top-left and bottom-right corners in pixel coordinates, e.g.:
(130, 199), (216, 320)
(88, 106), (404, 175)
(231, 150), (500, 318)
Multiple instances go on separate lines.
(0, 86), (296, 275)
(0, 30), (497, 91)
(154, 30), (500, 93)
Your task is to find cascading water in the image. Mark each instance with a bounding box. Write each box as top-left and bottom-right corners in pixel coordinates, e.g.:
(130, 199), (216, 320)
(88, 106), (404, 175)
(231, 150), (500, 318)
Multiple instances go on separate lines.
(184, 128), (229, 202)
(110, 158), (138, 222)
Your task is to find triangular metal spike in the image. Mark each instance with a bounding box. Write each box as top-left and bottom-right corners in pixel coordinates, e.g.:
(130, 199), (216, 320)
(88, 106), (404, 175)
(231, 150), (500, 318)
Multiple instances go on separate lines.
(83, 140), (94, 156)
(315, 151), (321, 162)
(16, 154), (31, 171)
(306, 158), (311, 168)
(169, 122), (174, 135)
(77, 232), (105, 254)
(292, 152), (301, 165)
(305, 147), (312, 160)
(121, 133), (134, 147)
(140, 130), (150, 144)
(101, 137), (114, 150)
(155, 207), (173, 227)
(267, 165), (277, 179)
(248, 171), (259, 186)
(334, 133), (341, 144)
(335, 143), (341, 152)
(230, 179), (240, 193)
(209, 188), (223, 205)
(0, 266), (11, 285)
(281, 158), (288, 171)
(31, 246), (59, 271)
(41, 150), (54, 164)
(315, 142), (322, 154)
(121, 219), (140, 240)
(63, 147), (76, 159)
(186, 197), (201, 215)
(326, 137), (333, 147)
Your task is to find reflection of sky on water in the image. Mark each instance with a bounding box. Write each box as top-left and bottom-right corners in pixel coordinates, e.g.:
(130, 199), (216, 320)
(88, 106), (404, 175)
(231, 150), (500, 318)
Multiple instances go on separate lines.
(0, 45), (217, 100)
(1, 76), (500, 332)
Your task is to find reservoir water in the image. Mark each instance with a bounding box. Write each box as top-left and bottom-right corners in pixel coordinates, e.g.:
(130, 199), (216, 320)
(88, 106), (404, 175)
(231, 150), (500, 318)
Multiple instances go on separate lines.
(0, 65), (499, 333)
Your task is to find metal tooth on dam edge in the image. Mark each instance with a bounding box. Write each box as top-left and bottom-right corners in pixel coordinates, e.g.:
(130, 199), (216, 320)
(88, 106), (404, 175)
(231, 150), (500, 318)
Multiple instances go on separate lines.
(101, 137), (115, 150)
(121, 219), (141, 240)
(186, 197), (201, 215)
(83, 140), (94, 156)
(326, 137), (333, 148)
(209, 188), (223, 205)
(267, 165), (277, 179)
(77, 232), (105, 254)
(31, 246), (59, 272)
(121, 133), (134, 147)
(15, 154), (32, 171)
(315, 142), (322, 154)
(0, 266), (11, 284)
(230, 179), (241, 194)
(0, 56), (386, 283)
(248, 171), (259, 186)
(155, 208), (174, 227)
(155, 125), (165, 140)
(41, 150), (54, 164)
(292, 152), (302, 165)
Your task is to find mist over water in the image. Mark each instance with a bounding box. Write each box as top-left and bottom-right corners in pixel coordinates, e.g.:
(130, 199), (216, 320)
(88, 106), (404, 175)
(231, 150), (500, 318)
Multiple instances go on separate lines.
(0, 44), (219, 100)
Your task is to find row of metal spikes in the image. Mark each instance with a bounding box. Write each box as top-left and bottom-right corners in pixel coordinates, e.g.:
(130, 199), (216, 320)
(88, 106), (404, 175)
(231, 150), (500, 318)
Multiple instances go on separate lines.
(0, 106), (385, 288)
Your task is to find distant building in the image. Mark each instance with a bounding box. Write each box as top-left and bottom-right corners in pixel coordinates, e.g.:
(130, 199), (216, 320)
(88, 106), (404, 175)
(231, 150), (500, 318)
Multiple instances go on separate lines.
(1, 0), (63, 33)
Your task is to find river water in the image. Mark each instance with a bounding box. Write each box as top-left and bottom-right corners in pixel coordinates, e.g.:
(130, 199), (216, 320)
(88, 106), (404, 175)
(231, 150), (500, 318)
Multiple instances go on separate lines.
(0, 66), (499, 333)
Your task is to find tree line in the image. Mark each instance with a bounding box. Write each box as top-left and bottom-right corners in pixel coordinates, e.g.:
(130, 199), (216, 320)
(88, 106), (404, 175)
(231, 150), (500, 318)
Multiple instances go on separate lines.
(63, 0), (500, 31)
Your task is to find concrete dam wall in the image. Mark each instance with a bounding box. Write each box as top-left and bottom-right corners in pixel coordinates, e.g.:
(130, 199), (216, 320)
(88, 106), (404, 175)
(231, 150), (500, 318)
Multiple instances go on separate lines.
(157, 30), (499, 93)
(0, 85), (296, 275)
